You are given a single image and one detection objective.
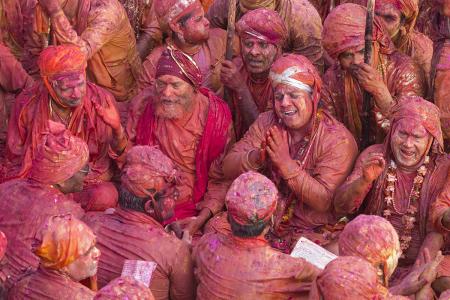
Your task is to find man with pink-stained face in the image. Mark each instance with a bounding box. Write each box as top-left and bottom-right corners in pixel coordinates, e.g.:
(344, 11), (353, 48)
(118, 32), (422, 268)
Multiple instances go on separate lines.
(205, 0), (324, 71)
(320, 3), (426, 147)
(334, 96), (450, 297)
(8, 214), (100, 299)
(222, 54), (358, 253)
(135, 0), (238, 96)
(128, 47), (234, 241)
(220, 8), (287, 139)
(5, 45), (128, 211)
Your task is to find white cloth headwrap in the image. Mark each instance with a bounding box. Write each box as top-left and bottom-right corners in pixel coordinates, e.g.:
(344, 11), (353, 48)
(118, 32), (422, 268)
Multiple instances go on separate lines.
(269, 66), (313, 94)
(166, 0), (197, 24)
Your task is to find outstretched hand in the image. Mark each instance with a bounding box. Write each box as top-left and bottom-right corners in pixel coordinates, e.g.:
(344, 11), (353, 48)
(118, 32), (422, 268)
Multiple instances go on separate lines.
(361, 152), (386, 183)
(94, 100), (121, 132)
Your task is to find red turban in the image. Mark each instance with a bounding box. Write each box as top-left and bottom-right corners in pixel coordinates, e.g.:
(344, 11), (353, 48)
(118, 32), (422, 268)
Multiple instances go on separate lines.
(236, 8), (288, 47)
(388, 96), (444, 153)
(339, 215), (401, 285)
(155, 46), (203, 89)
(226, 171), (278, 226)
(323, 3), (394, 60)
(309, 256), (388, 300)
(28, 121), (89, 185)
(121, 145), (179, 198)
(94, 277), (155, 300)
(34, 214), (96, 270)
(154, 0), (203, 32)
(270, 54), (322, 111)
(38, 45), (87, 108)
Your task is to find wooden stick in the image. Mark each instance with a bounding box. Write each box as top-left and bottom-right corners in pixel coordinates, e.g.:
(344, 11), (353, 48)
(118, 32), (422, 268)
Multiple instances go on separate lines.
(361, 0), (375, 149)
(223, 0), (237, 117)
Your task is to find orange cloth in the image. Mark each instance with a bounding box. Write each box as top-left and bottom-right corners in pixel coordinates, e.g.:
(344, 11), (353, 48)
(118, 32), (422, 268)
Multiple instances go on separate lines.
(8, 268), (95, 299)
(206, 0), (323, 70)
(193, 232), (319, 299)
(84, 208), (194, 300)
(226, 171), (277, 226)
(34, 214), (96, 270)
(0, 179), (84, 289)
(95, 277), (155, 300)
(309, 256), (398, 300)
(28, 121), (89, 185)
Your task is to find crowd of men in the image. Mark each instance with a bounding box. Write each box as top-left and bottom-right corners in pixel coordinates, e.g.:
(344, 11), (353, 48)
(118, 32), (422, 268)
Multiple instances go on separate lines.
(0, 0), (449, 299)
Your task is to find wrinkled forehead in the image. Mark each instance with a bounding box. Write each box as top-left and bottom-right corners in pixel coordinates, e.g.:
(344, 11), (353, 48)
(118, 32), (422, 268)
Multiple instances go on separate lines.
(52, 72), (85, 87)
(393, 118), (429, 136)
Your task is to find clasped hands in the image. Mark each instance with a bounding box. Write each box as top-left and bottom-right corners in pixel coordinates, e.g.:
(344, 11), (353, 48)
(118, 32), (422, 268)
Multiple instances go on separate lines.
(250, 126), (298, 179)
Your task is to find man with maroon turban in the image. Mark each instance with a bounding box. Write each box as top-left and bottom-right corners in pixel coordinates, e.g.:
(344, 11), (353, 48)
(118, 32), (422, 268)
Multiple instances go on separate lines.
(0, 121), (87, 291)
(194, 171), (319, 299)
(206, 0), (324, 71)
(321, 3), (426, 146)
(128, 47), (234, 238)
(309, 256), (408, 300)
(9, 214), (100, 299)
(221, 8), (287, 139)
(84, 145), (195, 300)
(334, 96), (450, 295)
(339, 215), (445, 298)
(136, 0), (238, 95)
(222, 54), (358, 252)
(6, 45), (127, 211)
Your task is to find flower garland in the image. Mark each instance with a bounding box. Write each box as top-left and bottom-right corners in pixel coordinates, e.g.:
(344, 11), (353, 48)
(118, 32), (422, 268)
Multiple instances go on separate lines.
(382, 156), (429, 257)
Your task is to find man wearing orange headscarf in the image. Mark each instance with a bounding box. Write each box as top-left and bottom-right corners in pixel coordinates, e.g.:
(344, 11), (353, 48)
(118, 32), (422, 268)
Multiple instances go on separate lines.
(0, 121), (87, 291)
(5, 45), (127, 211)
(9, 214), (100, 299)
(221, 8), (287, 139)
(84, 145), (194, 300)
(135, 0), (238, 96)
(194, 171), (320, 299)
(334, 96), (450, 296)
(19, 0), (141, 104)
(321, 3), (426, 147)
(128, 47), (234, 239)
(206, 0), (324, 71)
(222, 54), (358, 253)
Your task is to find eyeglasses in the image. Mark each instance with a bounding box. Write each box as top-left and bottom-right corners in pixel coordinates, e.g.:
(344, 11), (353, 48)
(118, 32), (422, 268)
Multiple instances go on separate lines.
(79, 165), (90, 175)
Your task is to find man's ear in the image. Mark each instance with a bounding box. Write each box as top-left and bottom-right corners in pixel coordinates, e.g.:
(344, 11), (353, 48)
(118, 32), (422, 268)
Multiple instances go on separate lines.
(169, 20), (183, 36)
(144, 200), (154, 214)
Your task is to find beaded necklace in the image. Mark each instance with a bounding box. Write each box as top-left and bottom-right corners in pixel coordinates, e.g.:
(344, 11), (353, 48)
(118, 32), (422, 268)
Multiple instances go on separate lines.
(382, 156), (429, 257)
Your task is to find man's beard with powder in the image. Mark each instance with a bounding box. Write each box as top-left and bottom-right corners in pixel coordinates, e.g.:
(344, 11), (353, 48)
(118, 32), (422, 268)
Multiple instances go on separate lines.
(154, 93), (193, 120)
